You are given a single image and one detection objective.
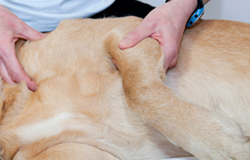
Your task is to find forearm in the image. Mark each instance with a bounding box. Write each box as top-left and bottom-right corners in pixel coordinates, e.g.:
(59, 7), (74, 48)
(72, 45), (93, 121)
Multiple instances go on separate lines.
(203, 0), (210, 4)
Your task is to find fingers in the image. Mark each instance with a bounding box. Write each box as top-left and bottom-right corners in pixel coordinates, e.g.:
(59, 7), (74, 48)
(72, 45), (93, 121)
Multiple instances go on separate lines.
(119, 24), (178, 72)
(118, 0), (192, 72)
(161, 42), (178, 71)
(119, 24), (152, 49)
(112, 59), (119, 70)
(0, 5), (40, 91)
(0, 59), (15, 84)
(0, 42), (37, 91)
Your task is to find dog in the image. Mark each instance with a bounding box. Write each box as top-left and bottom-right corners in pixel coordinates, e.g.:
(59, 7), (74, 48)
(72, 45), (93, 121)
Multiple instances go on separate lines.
(0, 16), (250, 160)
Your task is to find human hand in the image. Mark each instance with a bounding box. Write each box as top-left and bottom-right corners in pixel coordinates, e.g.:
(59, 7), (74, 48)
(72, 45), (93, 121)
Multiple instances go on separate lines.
(0, 5), (46, 91)
(119, 0), (197, 71)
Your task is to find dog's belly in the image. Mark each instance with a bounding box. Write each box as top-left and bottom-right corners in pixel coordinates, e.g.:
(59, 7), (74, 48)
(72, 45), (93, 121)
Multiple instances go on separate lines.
(165, 67), (250, 135)
(165, 20), (250, 135)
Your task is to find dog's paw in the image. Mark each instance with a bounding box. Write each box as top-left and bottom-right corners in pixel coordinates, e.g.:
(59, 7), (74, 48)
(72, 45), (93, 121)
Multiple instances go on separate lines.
(186, 113), (250, 160)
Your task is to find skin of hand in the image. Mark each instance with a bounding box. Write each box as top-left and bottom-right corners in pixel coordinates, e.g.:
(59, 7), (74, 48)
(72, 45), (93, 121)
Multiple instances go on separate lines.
(0, 5), (46, 91)
(119, 0), (198, 72)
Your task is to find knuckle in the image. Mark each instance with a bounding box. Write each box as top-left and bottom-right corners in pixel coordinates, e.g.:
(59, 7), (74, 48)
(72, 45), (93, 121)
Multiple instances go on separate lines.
(0, 49), (9, 60)
(129, 30), (142, 40)
(166, 40), (179, 52)
(165, 46), (178, 58)
(8, 68), (21, 82)
(0, 48), (14, 61)
(169, 58), (177, 67)
(170, 47), (178, 57)
(1, 75), (8, 83)
(0, 36), (15, 60)
(162, 42), (179, 68)
(4, 30), (13, 38)
(34, 31), (43, 39)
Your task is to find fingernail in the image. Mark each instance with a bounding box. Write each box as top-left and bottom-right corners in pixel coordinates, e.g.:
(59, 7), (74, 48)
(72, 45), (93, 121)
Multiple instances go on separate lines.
(119, 39), (131, 47)
(28, 81), (38, 92)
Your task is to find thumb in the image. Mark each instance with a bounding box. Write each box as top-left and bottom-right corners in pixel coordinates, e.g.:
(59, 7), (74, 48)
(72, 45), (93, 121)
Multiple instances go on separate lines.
(119, 25), (152, 50)
(18, 22), (47, 41)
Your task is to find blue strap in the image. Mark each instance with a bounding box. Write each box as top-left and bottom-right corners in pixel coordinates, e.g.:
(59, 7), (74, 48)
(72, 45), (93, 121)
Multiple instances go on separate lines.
(186, 7), (204, 27)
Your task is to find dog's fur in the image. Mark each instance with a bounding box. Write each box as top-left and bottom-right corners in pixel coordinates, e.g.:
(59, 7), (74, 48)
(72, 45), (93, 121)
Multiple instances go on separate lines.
(0, 16), (250, 160)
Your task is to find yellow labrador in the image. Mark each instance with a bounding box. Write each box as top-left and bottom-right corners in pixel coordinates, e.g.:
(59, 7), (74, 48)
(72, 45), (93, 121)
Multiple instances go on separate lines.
(0, 16), (250, 160)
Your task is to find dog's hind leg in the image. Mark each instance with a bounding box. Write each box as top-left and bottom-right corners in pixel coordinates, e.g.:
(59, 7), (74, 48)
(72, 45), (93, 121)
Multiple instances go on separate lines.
(13, 130), (118, 160)
(105, 24), (250, 160)
(26, 143), (118, 160)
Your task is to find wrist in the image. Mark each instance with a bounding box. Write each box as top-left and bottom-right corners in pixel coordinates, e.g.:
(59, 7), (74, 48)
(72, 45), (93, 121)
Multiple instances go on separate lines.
(179, 0), (197, 20)
(166, 0), (197, 19)
(166, 0), (204, 27)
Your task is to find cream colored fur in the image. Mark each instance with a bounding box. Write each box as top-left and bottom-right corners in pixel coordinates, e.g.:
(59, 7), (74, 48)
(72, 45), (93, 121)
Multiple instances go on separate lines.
(0, 17), (249, 160)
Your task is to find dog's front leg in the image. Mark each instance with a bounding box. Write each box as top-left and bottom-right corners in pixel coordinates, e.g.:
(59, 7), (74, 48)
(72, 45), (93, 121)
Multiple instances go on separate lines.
(105, 31), (250, 160)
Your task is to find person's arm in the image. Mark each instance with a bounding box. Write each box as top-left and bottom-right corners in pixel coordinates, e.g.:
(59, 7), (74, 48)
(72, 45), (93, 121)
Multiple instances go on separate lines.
(204, 0), (210, 4)
(0, 5), (46, 91)
(119, 0), (209, 71)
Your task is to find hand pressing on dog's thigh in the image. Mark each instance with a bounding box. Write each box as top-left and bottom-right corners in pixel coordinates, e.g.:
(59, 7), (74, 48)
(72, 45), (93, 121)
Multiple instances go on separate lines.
(0, 5), (46, 91)
(119, 0), (197, 71)
(115, 30), (250, 160)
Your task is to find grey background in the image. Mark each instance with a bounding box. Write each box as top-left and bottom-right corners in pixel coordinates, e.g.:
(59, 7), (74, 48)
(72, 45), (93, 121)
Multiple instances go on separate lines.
(138, 0), (250, 24)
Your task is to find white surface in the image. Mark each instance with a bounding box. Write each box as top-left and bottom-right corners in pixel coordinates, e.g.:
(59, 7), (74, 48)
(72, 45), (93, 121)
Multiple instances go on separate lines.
(138, 0), (250, 24)
(162, 157), (198, 160)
